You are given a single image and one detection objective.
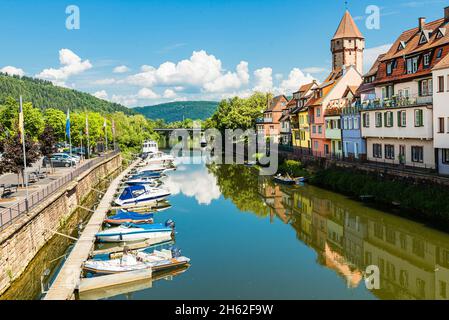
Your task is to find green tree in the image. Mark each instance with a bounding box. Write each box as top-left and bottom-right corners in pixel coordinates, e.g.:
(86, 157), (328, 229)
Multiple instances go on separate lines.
(43, 108), (66, 140)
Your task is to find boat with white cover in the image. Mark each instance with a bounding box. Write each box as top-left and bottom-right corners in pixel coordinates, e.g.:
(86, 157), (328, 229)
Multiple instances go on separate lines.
(95, 221), (174, 243)
(114, 184), (171, 207)
(83, 248), (190, 274)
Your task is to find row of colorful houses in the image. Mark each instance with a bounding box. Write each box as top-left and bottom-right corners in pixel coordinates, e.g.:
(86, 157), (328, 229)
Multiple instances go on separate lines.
(257, 6), (449, 175)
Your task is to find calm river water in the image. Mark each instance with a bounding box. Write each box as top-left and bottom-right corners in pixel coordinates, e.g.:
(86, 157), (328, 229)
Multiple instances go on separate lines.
(106, 157), (449, 300)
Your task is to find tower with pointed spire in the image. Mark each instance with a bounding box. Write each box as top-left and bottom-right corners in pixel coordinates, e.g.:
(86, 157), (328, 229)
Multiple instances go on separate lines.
(331, 10), (365, 74)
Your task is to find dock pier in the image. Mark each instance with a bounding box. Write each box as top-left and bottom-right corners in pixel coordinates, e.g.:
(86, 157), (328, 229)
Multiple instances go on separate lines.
(44, 158), (141, 300)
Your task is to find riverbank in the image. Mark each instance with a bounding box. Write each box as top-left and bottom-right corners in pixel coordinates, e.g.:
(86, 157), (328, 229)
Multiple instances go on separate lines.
(275, 157), (449, 230)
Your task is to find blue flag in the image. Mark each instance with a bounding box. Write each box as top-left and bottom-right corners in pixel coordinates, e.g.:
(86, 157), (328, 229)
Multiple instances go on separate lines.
(66, 109), (71, 139)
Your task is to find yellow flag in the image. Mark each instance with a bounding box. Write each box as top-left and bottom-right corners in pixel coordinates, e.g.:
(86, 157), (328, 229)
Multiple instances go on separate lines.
(18, 96), (24, 143)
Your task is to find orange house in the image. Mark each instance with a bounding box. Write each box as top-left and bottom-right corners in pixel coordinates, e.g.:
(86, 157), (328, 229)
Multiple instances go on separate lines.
(260, 95), (289, 143)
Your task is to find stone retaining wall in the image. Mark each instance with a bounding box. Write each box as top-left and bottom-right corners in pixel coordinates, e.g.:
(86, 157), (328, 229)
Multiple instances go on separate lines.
(0, 154), (122, 296)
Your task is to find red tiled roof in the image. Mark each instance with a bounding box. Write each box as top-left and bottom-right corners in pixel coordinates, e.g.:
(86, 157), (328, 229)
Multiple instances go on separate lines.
(332, 10), (364, 40)
(433, 50), (449, 70)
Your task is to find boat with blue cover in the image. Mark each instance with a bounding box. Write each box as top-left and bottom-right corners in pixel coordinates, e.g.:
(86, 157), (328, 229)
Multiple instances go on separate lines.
(95, 220), (175, 243)
(114, 184), (171, 207)
(104, 210), (155, 225)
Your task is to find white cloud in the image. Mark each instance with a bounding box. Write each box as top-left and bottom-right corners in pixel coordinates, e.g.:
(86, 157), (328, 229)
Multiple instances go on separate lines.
(203, 61), (249, 93)
(111, 94), (138, 106)
(163, 89), (177, 99)
(93, 90), (108, 100)
(253, 67), (273, 92)
(137, 88), (160, 99)
(113, 65), (130, 73)
(364, 44), (391, 73)
(1, 66), (25, 77)
(36, 49), (92, 86)
(126, 50), (248, 94)
(277, 68), (315, 94)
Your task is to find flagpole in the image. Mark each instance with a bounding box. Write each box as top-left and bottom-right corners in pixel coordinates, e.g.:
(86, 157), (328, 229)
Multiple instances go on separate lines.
(19, 96), (29, 199)
(86, 112), (90, 159)
(104, 118), (108, 153)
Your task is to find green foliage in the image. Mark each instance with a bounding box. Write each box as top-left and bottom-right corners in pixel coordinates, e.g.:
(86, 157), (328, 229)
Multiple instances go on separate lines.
(0, 73), (134, 115)
(134, 101), (218, 123)
(278, 160), (307, 177)
(310, 168), (449, 223)
(43, 108), (66, 140)
(209, 92), (272, 131)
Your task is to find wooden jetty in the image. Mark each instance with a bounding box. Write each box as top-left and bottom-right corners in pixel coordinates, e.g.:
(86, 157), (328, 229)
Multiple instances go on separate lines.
(44, 159), (142, 300)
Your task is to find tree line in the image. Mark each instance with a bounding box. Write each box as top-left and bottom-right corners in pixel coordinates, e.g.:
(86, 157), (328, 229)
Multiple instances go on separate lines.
(0, 96), (159, 181)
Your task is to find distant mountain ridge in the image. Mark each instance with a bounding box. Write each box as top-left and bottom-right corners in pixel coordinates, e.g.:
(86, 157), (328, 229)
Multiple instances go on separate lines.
(134, 101), (219, 122)
(0, 73), (135, 115)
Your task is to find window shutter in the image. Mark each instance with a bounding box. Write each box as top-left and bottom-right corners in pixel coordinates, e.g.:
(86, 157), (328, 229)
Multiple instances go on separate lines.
(397, 111), (401, 127)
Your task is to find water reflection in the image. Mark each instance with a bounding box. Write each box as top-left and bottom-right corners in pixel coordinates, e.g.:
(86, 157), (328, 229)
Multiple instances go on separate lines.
(165, 164), (221, 205)
(209, 164), (449, 300)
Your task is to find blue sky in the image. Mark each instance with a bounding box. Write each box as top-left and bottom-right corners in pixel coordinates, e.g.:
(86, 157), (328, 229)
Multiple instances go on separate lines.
(0, 0), (447, 106)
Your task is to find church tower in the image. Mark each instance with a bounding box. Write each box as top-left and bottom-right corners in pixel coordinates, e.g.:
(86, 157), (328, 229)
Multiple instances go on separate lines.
(331, 10), (365, 74)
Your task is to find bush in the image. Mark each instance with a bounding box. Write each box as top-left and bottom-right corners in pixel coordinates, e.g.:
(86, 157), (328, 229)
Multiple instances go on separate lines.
(310, 168), (449, 225)
(278, 160), (307, 177)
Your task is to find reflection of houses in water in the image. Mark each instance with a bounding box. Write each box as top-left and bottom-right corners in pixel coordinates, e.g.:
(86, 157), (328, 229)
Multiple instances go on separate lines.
(257, 177), (449, 300)
(257, 177), (291, 224)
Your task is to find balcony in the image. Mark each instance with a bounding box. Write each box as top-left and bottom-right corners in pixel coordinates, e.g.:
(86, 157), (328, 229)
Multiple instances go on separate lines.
(360, 94), (433, 111)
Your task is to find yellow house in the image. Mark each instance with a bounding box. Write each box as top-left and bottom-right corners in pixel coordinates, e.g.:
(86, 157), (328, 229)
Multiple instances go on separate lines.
(290, 81), (318, 149)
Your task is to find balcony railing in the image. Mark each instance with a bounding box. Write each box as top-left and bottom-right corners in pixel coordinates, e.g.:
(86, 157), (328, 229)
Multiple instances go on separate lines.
(359, 94), (433, 110)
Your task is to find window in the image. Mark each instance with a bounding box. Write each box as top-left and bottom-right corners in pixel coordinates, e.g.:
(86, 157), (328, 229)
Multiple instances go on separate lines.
(312, 126), (316, 134)
(406, 56), (419, 74)
(398, 111), (406, 127)
(420, 79), (433, 96)
(375, 112), (383, 127)
(442, 149), (449, 164)
(348, 118), (353, 130)
(385, 112), (393, 127)
(354, 117), (359, 129)
(419, 33), (428, 45)
(439, 117), (445, 133)
(387, 62), (393, 75)
(438, 76), (445, 92)
(363, 113), (370, 127)
(385, 145), (395, 159)
(437, 48), (443, 59)
(318, 125), (322, 134)
(423, 53), (431, 68)
(314, 141), (319, 150)
(373, 144), (382, 158)
(440, 281), (447, 299)
(411, 146), (424, 163)
(344, 118), (348, 130)
(382, 85), (394, 99)
(414, 109), (424, 127)
(316, 108), (321, 117)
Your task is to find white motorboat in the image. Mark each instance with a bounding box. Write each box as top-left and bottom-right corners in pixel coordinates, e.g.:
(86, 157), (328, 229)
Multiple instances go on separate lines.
(114, 184), (171, 207)
(145, 152), (175, 165)
(83, 249), (190, 274)
(95, 221), (174, 243)
(124, 176), (163, 186)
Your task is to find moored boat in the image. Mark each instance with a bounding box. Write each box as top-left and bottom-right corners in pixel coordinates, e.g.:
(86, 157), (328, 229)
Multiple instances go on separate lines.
(95, 221), (175, 243)
(104, 210), (155, 225)
(114, 184), (171, 207)
(83, 248), (190, 274)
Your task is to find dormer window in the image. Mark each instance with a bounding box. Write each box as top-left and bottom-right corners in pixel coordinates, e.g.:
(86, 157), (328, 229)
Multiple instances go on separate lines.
(398, 41), (406, 51)
(387, 62), (393, 75)
(436, 28), (446, 39)
(419, 31), (430, 45)
(437, 48), (443, 59)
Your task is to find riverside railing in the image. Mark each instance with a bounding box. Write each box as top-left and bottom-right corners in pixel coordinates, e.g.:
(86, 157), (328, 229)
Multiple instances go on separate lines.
(0, 151), (120, 231)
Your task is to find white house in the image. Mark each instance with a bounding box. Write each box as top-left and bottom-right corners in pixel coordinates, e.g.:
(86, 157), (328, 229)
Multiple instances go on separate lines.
(433, 53), (449, 175)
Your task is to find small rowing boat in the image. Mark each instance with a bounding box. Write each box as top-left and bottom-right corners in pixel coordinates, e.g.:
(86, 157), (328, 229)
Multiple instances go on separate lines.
(95, 221), (175, 243)
(273, 174), (307, 185)
(104, 210), (155, 225)
(83, 248), (190, 274)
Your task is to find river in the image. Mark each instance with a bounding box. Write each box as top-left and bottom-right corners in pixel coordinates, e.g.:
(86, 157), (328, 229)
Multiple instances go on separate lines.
(103, 157), (449, 300)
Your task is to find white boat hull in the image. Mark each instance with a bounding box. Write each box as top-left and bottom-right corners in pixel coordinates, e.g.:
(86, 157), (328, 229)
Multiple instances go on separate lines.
(96, 229), (173, 243)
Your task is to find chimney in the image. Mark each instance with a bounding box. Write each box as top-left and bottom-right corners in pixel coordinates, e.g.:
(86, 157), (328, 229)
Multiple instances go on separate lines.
(445, 6), (449, 22)
(419, 17), (426, 31)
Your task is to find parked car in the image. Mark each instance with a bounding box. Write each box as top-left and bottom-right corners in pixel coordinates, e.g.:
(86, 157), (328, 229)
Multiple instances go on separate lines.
(43, 155), (76, 167)
(53, 153), (80, 163)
